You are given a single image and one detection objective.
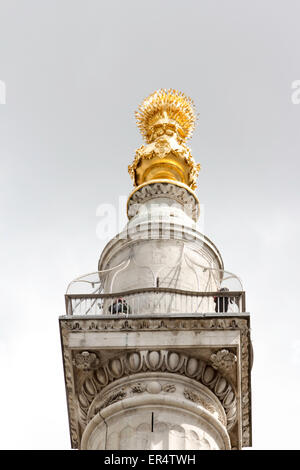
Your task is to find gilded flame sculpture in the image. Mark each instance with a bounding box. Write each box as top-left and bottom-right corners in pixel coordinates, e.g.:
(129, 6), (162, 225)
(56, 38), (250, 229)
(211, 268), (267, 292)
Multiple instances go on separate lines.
(128, 89), (201, 190)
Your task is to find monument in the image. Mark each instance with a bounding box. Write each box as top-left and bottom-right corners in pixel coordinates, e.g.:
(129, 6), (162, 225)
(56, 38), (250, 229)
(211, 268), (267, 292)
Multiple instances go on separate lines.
(59, 89), (252, 450)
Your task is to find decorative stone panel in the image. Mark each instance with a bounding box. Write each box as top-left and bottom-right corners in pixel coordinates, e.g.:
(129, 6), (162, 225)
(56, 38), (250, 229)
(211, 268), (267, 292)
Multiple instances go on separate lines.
(59, 314), (252, 450)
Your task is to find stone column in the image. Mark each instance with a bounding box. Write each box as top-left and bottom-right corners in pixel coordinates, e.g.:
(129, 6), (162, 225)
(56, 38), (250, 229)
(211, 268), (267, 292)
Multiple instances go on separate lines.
(81, 373), (231, 450)
(98, 181), (223, 314)
(59, 89), (252, 451)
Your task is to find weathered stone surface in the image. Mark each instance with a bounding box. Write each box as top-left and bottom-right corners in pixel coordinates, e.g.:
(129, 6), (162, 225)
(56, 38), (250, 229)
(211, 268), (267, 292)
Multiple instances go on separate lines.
(59, 314), (252, 450)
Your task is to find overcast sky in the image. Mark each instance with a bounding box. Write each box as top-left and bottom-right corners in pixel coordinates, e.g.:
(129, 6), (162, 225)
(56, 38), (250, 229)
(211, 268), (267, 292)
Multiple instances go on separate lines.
(0, 0), (300, 450)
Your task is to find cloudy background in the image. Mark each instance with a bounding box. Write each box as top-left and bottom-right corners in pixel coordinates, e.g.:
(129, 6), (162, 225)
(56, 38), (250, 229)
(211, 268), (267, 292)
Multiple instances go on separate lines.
(0, 0), (300, 449)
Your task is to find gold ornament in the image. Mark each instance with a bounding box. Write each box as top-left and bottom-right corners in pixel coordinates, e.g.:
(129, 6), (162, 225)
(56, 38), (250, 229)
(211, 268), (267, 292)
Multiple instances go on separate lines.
(128, 89), (201, 190)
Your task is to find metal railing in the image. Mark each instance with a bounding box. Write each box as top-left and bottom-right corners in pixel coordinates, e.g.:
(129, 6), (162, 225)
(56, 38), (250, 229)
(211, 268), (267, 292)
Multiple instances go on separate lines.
(65, 288), (245, 316)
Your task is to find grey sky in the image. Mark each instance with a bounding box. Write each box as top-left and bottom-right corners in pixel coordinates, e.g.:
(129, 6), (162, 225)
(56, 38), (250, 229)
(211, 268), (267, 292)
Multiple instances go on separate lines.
(0, 0), (299, 449)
